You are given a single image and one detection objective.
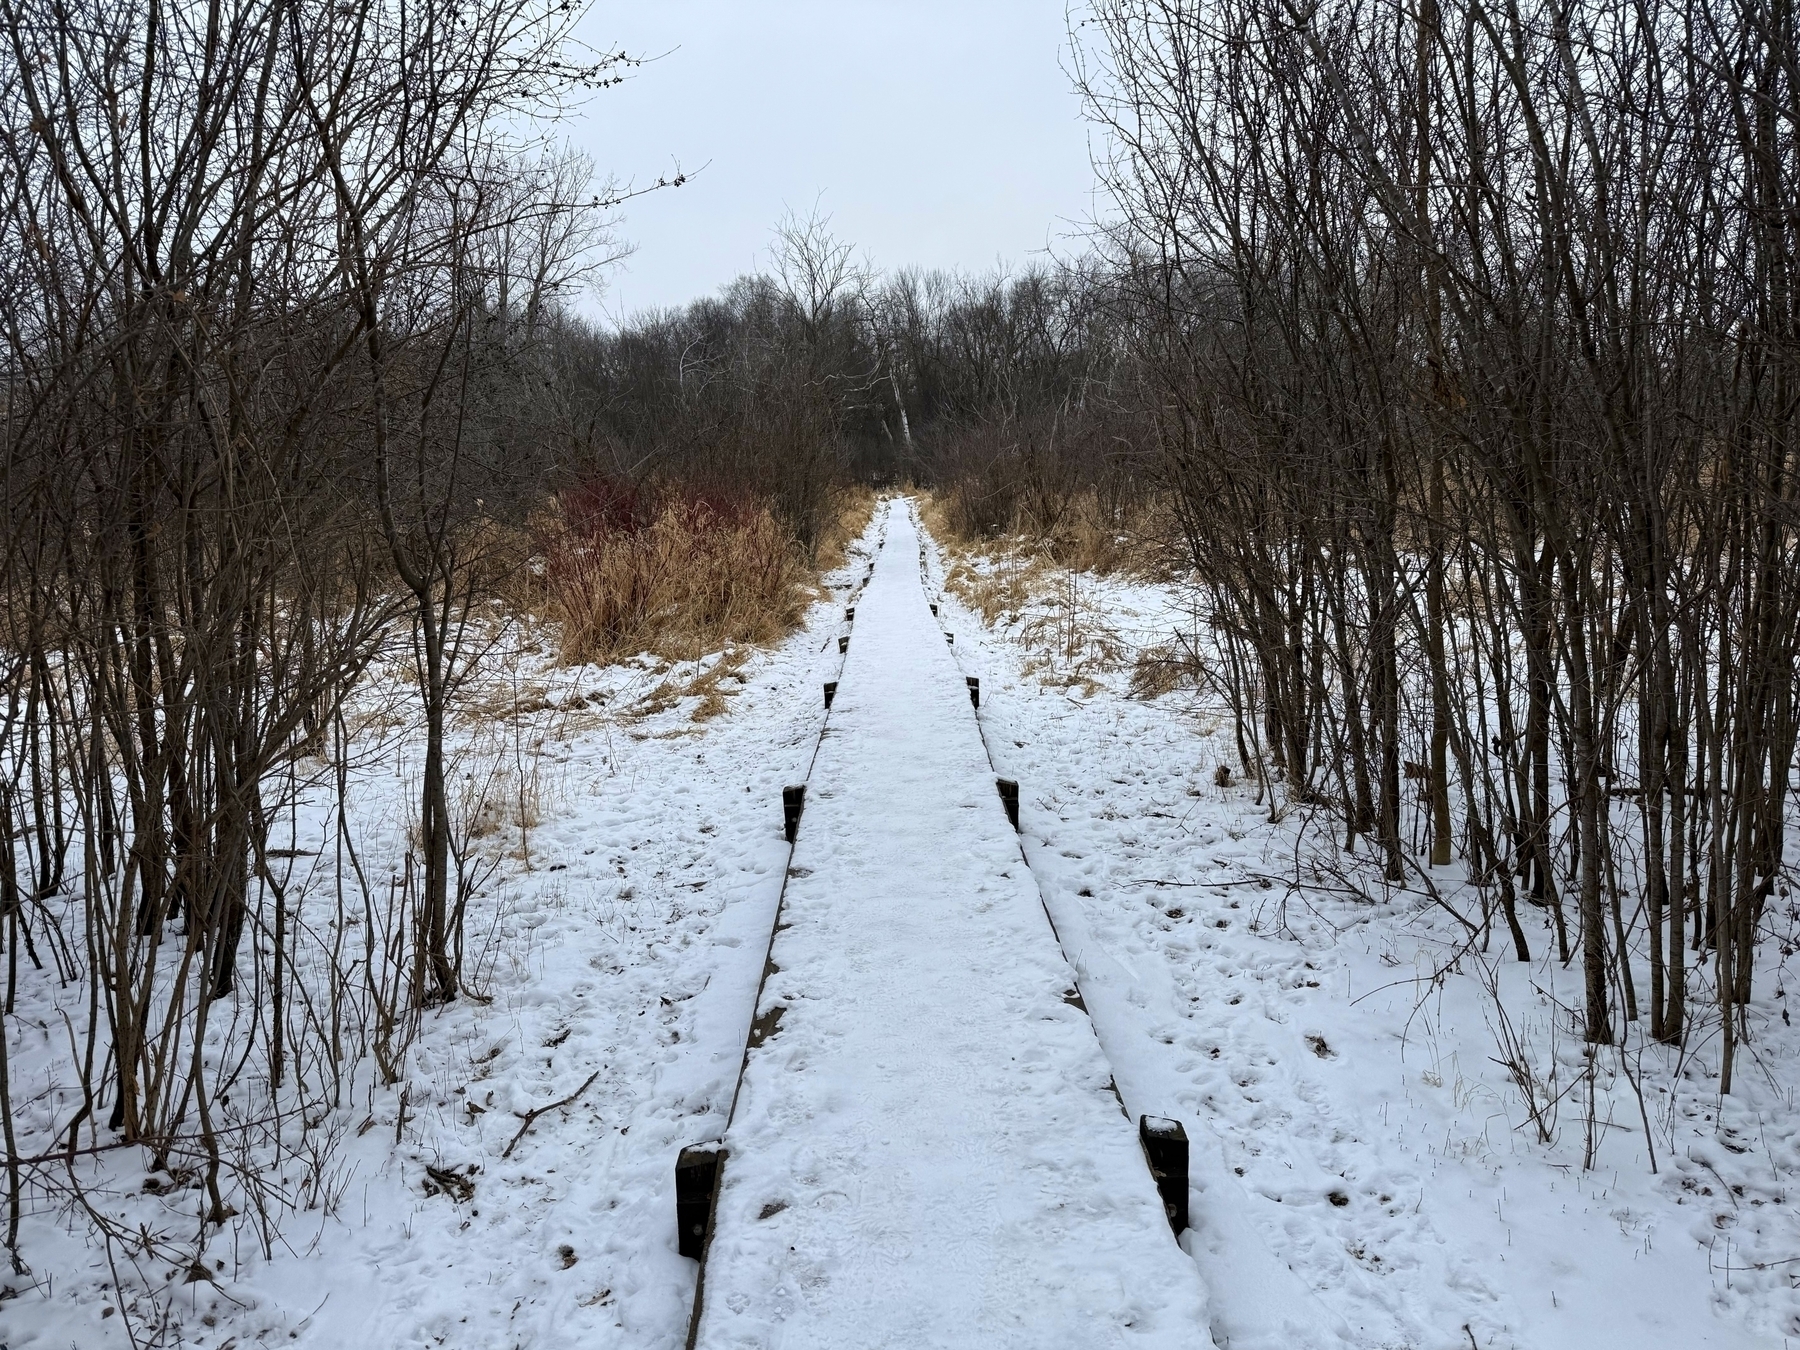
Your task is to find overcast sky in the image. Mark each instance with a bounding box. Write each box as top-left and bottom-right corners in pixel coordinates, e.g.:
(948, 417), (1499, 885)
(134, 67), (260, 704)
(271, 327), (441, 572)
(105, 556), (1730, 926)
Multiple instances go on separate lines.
(565, 1), (1103, 326)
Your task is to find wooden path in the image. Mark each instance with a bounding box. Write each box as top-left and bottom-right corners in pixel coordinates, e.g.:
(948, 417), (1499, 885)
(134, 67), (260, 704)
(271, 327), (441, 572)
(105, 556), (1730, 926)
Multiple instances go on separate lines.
(688, 500), (1210, 1350)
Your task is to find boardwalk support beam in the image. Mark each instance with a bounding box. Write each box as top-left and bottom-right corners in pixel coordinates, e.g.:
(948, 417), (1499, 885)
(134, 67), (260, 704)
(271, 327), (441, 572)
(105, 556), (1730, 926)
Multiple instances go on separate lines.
(676, 1143), (727, 1259)
(996, 778), (1020, 830)
(1139, 1116), (1189, 1234)
(783, 785), (806, 842)
(967, 677), (980, 709)
(823, 681), (838, 710)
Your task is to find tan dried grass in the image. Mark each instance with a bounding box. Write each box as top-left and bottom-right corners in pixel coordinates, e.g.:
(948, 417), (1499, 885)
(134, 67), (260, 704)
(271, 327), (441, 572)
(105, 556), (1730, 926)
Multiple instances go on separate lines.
(815, 484), (879, 572)
(1128, 637), (1207, 699)
(1015, 571), (1128, 676)
(632, 645), (752, 721)
(942, 556), (1042, 627)
(547, 500), (808, 666)
(922, 485), (1175, 577)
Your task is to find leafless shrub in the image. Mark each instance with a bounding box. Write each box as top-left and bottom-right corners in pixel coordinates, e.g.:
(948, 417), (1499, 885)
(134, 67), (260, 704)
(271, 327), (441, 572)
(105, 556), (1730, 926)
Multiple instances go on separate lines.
(1075, 0), (1800, 1090)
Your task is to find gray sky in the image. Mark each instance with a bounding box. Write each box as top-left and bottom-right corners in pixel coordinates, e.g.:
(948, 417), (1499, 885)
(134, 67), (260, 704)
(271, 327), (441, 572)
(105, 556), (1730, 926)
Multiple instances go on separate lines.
(566, 1), (1101, 324)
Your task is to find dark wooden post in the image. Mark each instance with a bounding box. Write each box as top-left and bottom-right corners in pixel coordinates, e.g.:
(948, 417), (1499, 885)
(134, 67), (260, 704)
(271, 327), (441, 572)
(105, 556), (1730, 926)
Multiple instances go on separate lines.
(996, 778), (1019, 830)
(945, 633), (954, 645)
(845, 607), (855, 622)
(782, 785), (806, 842)
(1139, 1116), (1189, 1234)
(676, 1143), (726, 1258)
(823, 681), (838, 710)
(930, 603), (938, 617)
(967, 676), (980, 708)
(839, 635), (849, 654)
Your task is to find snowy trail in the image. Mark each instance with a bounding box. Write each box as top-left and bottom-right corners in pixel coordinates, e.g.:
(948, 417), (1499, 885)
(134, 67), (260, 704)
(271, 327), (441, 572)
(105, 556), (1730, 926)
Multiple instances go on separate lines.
(690, 499), (1210, 1350)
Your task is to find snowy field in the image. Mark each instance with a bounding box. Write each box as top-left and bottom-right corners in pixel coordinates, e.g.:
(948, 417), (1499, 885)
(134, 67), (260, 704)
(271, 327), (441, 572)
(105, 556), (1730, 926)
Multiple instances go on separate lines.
(8, 495), (1800, 1350)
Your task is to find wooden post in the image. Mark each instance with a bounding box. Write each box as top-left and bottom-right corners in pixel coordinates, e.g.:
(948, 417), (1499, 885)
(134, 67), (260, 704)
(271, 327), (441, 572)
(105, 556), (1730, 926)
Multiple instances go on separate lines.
(839, 635), (849, 654)
(996, 778), (1019, 830)
(1139, 1116), (1189, 1234)
(929, 603), (938, 617)
(967, 676), (980, 709)
(782, 785), (806, 842)
(676, 1142), (726, 1259)
(823, 681), (837, 710)
(945, 633), (954, 645)
(845, 607), (855, 622)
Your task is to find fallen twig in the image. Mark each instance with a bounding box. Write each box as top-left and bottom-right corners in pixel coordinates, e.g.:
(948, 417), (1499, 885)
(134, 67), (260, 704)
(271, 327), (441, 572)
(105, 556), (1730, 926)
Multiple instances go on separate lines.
(502, 1071), (601, 1160)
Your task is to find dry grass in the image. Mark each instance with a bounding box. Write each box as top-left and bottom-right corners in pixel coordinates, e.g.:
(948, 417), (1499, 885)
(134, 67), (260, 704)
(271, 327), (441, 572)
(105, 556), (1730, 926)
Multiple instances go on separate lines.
(545, 497), (808, 666)
(942, 555), (1042, 627)
(924, 489), (1183, 698)
(1128, 635), (1207, 699)
(632, 645), (752, 721)
(521, 483), (885, 724)
(1016, 571), (1129, 689)
(460, 516), (550, 615)
(924, 485), (1176, 576)
(932, 541), (1129, 695)
(815, 484), (879, 572)
(916, 486), (961, 557)
(922, 488), (1048, 627)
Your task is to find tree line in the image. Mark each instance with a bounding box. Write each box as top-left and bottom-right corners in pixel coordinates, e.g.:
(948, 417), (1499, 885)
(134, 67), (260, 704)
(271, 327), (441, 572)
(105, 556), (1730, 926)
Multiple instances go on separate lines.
(0, 0), (617, 1281)
(546, 222), (1148, 552)
(1074, 0), (1800, 1083)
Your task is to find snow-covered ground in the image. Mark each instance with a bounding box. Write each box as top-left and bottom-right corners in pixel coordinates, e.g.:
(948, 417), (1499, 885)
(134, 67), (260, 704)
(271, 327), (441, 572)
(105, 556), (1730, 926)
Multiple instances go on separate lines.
(931, 528), (1800, 1350)
(7, 524), (873, 1349)
(9, 494), (1800, 1350)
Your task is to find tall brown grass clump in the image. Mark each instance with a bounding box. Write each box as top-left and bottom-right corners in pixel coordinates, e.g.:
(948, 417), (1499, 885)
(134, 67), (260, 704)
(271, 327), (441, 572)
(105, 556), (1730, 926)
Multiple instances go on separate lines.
(923, 485), (1171, 576)
(546, 480), (808, 664)
(815, 483), (879, 572)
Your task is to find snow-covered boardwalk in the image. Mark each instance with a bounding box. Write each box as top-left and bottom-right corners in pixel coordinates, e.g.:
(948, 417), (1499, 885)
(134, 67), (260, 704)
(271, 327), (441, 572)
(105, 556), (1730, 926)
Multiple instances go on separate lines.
(692, 501), (1210, 1349)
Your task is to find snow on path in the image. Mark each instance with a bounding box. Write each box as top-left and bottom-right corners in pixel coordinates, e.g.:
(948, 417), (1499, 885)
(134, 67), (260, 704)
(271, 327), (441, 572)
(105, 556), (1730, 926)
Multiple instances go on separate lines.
(691, 500), (1211, 1349)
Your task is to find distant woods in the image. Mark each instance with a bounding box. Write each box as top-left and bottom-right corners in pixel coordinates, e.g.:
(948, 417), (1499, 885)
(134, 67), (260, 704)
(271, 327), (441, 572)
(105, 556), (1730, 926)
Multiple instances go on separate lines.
(553, 221), (1147, 558)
